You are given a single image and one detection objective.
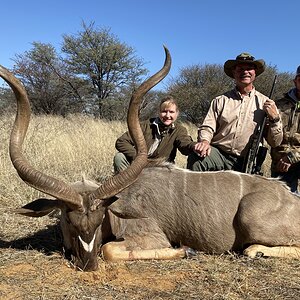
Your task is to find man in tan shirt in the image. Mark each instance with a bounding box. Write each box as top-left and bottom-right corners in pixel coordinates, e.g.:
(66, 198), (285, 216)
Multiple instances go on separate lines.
(187, 52), (283, 172)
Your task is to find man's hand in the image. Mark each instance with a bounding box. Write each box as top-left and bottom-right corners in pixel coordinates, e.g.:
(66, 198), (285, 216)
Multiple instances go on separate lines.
(263, 99), (280, 121)
(193, 140), (211, 157)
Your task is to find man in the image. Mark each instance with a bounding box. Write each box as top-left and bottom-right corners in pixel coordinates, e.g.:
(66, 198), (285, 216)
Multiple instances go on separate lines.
(113, 95), (198, 173)
(187, 52), (283, 172)
(271, 66), (300, 193)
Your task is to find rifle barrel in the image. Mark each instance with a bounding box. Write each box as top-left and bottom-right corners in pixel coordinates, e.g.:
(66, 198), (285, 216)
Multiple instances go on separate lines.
(243, 74), (278, 174)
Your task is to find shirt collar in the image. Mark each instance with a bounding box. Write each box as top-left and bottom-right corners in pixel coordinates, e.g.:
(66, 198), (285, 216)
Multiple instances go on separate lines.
(234, 86), (256, 99)
(151, 117), (175, 132)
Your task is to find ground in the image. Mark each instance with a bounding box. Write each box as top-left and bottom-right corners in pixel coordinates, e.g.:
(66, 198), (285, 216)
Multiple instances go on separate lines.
(0, 212), (300, 299)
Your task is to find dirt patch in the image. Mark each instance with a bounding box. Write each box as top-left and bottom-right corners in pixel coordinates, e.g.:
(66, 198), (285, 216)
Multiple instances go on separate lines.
(1, 248), (300, 299)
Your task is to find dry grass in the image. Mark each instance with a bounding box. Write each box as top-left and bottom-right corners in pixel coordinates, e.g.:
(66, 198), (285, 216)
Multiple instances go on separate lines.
(1, 114), (299, 299)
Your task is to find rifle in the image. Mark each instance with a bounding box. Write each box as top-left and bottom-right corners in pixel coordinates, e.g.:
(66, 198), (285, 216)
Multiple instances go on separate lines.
(243, 75), (278, 175)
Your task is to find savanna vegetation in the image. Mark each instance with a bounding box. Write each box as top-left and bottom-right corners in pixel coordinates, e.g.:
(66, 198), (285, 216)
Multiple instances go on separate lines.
(0, 114), (300, 299)
(0, 21), (296, 125)
(1, 21), (299, 299)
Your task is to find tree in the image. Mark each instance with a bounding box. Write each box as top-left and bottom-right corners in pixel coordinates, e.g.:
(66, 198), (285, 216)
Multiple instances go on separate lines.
(167, 64), (232, 125)
(12, 42), (88, 115)
(254, 65), (294, 99)
(0, 85), (15, 114)
(95, 83), (165, 121)
(167, 64), (294, 125)
(62, 22), (147, 117)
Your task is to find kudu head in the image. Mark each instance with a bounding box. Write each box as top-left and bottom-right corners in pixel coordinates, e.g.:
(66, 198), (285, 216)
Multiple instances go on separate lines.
(1, 46), (171, 271)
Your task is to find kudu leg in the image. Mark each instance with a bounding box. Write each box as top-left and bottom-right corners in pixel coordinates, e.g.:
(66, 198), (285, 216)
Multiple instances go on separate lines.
(101, 241), (189, 262)
(244, 244), (300, 259)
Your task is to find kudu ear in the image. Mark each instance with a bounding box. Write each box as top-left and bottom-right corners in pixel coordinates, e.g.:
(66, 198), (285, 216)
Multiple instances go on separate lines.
(13, 198), (62, 218)
(108, 196), (148, 219)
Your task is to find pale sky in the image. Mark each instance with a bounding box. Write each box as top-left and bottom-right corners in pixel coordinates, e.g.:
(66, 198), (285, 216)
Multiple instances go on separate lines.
(1, 0), (299, 90)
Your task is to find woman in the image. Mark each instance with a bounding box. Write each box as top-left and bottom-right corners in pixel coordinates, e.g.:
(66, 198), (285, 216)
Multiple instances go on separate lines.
(113, 95), (197, 173)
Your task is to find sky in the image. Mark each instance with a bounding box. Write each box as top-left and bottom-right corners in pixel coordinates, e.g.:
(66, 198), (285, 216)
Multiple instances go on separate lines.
(0, 0), (299, 90)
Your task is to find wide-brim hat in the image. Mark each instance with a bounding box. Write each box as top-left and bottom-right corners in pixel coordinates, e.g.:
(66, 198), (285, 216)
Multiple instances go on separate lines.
(224, 52), (265, 78)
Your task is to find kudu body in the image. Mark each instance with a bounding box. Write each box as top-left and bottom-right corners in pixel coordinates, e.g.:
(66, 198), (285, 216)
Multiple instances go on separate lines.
(2, 48), (300, 272)
(103, 165), (300, 261)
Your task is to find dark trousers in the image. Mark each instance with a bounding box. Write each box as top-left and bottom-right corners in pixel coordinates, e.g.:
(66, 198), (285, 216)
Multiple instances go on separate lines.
(187, 146), (244, 172)
(271, 162), (300, 193)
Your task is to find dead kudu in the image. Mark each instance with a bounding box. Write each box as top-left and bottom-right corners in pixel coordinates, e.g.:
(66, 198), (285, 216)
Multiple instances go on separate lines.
(2, 48), (300, 272)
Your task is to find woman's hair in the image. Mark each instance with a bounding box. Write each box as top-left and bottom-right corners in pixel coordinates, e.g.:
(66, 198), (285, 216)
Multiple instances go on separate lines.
(159, 95), (179, 112)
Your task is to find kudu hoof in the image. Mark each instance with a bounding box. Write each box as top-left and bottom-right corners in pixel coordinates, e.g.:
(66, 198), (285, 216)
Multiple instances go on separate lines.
(183, 246), (197, 258)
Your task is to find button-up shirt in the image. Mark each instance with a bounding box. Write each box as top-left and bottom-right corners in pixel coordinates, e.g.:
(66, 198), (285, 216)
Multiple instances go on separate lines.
(198, 87), (283, 157)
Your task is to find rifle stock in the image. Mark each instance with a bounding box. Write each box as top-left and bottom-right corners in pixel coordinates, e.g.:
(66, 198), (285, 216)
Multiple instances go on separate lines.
(243, 75), (278, 174)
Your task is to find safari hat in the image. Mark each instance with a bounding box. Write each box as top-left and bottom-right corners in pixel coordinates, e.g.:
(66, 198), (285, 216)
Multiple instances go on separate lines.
(224, 52), (265, 78)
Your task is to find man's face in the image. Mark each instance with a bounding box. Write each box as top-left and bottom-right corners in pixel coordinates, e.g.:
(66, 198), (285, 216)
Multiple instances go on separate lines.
(294, 75), (300, 93)
(232, 63), (256, 86)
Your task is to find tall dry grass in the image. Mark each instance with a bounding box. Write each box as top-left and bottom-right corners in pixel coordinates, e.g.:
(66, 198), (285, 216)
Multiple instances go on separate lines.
(0, 114), (197, 208)
(2, 114), (300, 300)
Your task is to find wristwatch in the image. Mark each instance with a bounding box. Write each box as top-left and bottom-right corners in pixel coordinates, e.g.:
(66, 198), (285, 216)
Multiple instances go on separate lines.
(269, 115), (280, 123)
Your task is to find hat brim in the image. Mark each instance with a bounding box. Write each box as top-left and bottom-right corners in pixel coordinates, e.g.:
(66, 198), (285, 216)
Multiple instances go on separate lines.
(224, 59), (265, 78)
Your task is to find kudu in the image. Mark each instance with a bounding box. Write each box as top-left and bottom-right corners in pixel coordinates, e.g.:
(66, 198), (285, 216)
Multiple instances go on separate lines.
(2, 48), (300, 272)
